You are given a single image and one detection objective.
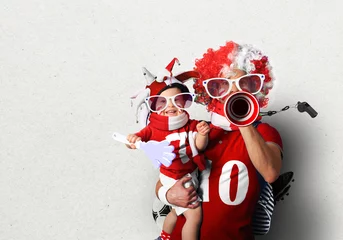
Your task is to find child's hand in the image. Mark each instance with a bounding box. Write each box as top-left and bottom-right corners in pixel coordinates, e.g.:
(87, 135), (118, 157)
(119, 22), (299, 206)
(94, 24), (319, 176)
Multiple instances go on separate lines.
(126, 134), (141, 149)
(196, 121), (210, 136)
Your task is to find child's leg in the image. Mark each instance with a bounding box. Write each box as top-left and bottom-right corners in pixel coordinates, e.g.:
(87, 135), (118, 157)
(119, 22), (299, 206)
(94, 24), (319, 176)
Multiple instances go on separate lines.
(157, 175), (176, 240)
(162, 209), (177, 234)
(181, 206), (202, 240)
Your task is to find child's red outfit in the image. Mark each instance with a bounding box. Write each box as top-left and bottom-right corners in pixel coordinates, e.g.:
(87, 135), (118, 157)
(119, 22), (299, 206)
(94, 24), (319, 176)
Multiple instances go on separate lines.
(135, 112), (206, 178)
(135, 111), (206, 215)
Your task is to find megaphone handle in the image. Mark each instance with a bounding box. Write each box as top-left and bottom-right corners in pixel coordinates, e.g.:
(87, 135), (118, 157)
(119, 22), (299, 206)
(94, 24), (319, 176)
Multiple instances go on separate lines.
(112, 132), (142, 149)
(112, 132), (130, 145)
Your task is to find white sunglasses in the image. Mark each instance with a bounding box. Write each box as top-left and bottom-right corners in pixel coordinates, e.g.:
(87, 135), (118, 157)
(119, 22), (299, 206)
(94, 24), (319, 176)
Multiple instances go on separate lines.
(202, 74), (265, 98)
(145, 93), (195, 112)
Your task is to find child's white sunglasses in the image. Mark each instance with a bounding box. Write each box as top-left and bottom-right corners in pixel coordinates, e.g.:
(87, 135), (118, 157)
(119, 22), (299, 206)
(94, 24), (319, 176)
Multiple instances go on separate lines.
(145, 93), (195, 112)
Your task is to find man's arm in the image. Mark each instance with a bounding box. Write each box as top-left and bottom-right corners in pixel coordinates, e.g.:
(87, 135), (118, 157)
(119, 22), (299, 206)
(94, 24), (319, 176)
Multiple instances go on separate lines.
(155, 177), (200, 208)
(239, 125), (282, 183)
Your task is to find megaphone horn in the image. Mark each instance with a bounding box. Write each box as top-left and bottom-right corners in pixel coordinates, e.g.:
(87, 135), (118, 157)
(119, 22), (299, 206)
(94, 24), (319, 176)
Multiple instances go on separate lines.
(224, 91), (260, 127)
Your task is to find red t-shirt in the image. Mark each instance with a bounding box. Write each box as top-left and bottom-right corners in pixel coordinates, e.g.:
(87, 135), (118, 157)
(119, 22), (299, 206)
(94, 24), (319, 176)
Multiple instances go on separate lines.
(136, 119), (205, 179)
(171, 123), (283, 240)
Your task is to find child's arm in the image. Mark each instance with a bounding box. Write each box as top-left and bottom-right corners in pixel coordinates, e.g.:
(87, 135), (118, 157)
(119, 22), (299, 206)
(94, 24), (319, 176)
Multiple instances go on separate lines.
(126, 134), (141, 149)
(126, 126), (152, 149)
(195, 121), (210, 151)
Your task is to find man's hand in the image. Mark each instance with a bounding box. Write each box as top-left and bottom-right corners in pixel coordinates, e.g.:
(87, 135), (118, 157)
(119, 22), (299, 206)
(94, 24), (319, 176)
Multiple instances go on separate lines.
(156, 176), (200, 208)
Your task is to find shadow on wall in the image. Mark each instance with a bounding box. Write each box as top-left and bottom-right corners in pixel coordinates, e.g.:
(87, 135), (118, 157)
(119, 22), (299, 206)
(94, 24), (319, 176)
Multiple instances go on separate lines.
(256, 118), (324, 240)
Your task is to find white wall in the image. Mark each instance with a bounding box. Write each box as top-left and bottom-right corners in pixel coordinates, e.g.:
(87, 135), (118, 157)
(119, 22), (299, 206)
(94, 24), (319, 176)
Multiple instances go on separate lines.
(1, 0), (342, 239)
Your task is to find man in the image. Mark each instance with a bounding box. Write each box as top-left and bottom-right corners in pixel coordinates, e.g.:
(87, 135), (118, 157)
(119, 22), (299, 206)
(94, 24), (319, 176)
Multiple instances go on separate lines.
(155, 41), (285, 239)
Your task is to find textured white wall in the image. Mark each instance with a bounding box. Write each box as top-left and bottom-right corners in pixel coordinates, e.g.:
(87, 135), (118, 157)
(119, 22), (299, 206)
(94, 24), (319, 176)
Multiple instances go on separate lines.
(1, 0), (342, 239)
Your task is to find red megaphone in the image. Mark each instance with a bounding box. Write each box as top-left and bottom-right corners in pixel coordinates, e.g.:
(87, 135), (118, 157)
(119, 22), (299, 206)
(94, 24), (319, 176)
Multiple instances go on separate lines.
(224, 91), (260, 127)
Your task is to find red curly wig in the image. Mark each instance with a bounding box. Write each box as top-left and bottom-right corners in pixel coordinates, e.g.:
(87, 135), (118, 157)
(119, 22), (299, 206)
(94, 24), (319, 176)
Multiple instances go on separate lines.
(193, 41), (275, 111)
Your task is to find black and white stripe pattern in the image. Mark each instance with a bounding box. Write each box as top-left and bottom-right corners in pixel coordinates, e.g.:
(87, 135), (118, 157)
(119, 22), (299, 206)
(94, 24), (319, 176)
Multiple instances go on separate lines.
(252, 183), (274, 235)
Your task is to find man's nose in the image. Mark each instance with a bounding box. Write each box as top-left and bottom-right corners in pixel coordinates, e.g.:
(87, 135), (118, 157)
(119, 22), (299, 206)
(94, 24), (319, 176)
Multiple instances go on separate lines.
(231, 83), (239, 92)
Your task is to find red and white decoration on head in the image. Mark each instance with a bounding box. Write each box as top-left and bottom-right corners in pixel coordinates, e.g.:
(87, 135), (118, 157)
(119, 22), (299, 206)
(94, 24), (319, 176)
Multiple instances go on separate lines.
(130, 58), (200, 127)
(145, 57), (182, 96)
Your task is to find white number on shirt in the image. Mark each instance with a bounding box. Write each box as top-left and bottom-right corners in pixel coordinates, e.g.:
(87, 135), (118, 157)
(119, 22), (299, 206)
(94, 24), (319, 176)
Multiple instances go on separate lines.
(165, 132), (189, 164)
(199, 160), (249, 205)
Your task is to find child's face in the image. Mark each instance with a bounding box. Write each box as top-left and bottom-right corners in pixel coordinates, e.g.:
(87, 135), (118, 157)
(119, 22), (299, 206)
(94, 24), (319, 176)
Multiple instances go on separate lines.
(157, 88), (184, 117)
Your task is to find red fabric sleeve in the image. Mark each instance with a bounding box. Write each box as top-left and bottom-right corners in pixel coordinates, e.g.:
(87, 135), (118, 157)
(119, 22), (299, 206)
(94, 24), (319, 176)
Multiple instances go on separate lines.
(256, 123), (283, 150)
(189, 119), (200, 132)
(134, 126), (152, 142)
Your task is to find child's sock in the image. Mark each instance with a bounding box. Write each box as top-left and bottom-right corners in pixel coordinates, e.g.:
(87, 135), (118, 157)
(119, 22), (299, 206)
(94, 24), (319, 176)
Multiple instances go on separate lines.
(160, 230), (171, 240)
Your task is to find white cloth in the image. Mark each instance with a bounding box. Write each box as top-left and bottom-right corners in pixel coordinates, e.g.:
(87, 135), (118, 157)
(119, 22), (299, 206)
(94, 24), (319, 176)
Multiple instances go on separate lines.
(211, 111), (238, 131)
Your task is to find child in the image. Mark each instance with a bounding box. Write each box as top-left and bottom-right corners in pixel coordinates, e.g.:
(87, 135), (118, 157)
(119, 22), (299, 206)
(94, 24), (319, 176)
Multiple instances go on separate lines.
(127, 82), (210, 240)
